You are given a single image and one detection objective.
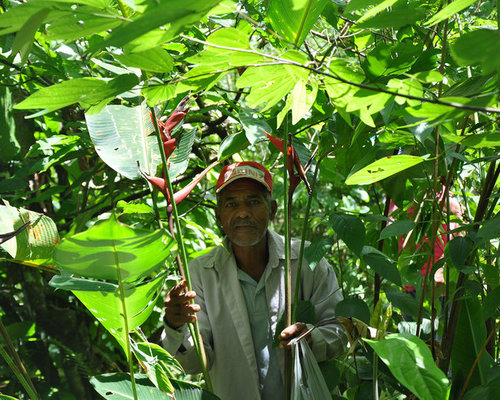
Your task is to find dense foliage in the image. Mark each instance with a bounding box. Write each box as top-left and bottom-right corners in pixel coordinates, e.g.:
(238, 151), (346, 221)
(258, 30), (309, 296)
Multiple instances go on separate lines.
(1, 0), (500, 399)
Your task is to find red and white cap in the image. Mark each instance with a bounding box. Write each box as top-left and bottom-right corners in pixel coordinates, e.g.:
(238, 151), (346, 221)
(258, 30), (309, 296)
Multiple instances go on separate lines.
(216, 161), (273, 194)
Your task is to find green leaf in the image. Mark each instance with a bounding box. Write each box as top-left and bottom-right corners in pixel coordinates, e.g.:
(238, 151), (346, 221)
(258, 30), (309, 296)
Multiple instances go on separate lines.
(476, 213), (500, 245)
(49, 273), (118, 292)
(345, 0), (378, 13)
(362, 246), (401, 286)
(482, 286), (500, 320)
(11, 8), (49, 63)
(424, 0), (478, 27)
(451, 30), (500, 73)
(365, 333), (450, 400)
(0, 87), (21, 160)
(379, 220), (416, 240)
(87, 0), (222, 54)
(357, 0), (399, 23)
(386, 289), (429, 319)
(218, 132), (250, 160)
(117, 47), (174, 73)
(451, 297), (493, 394)
(238, 109), (271, 144)
(168, 127), (197, 178)
(345, 155), (425, 185)
(90, 373), (174, 399)
(236, 51), (309, 111)
(304, 237), (334, 271)
(268, 0), (330, 47)
(45, 12), (122, 41)
(335, 298), (371, 324)
(132, 341), (182, 394)
(356, 4), (425, 29)
(74, 273), (166, 352)
(85, 101), (159, 180)
(0, 204), (59, 267)
(329, 213), (365, 256)
(143, 84), (177, 107)
(290, 80), (318, 125)
(445, 236), (473, 272)
(15, 75), (139, 113)
(53, 216), (174, 282)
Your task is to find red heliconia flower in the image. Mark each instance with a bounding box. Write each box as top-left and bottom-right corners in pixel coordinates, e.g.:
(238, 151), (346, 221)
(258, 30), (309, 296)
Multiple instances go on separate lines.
(264, 131), (311, 195)
(139, 161), (219, 212)
(150, 95), (191, 162)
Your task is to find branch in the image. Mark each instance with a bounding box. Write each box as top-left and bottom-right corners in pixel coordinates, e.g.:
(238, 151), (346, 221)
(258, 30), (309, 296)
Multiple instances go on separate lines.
(179, 34), (500, 114)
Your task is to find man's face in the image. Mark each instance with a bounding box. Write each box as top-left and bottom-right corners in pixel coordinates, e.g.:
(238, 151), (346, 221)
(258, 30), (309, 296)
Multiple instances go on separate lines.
(216, 179), (276, 248)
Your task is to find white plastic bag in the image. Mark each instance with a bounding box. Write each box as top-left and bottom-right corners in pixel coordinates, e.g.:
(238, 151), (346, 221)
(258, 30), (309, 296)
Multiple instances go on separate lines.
(290, 338), (331, 400)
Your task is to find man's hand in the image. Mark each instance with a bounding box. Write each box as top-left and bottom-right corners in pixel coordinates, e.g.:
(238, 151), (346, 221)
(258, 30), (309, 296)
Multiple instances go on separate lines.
(279, 322), (312, 348)
(164, 279), (200, 329)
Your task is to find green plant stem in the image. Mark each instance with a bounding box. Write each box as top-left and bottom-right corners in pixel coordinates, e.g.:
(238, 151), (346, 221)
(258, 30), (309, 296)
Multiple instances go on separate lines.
(292, 155), (321, 323)
(283, 126), (292, 400)
(0, 318), (40, 400)
(457, 322), (498, 400)
(149, 107), (213, 393)
(113, 241), (138, 400)
(439, 159), (499, 373)
(373, 354), (379, 400)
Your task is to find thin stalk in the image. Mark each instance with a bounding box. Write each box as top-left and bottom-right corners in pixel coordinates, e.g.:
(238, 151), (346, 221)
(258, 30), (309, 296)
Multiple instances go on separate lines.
(283, 124), (292, 400)
(373, 354), (379, 400)
(457, 322), (498, 400)
(149, 108), (213, 392)
(113, 241), (138, 400)
(439, 159), (499, 372)
(292, 155), (322, 323)
(0, 318), (40, 400)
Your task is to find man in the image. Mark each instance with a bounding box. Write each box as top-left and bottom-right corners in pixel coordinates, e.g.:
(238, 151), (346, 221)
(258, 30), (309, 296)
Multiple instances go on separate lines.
(162, 161), (346, 400)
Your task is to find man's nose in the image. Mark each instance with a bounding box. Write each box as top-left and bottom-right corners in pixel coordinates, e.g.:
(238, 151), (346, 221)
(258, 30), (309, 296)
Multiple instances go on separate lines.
(234, 203), (251, 217)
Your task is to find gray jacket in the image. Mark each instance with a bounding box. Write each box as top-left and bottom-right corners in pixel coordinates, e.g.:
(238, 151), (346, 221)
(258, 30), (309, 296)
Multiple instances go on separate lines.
(162, 230), (347, 400)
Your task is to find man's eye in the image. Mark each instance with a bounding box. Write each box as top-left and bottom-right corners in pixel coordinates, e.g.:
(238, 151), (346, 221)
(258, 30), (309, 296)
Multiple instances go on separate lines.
(225, 202), (236, 208)
(249, 199), (260, 205)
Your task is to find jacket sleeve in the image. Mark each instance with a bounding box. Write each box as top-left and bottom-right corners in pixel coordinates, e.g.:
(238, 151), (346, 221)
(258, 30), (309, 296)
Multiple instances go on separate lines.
(302, 257), (347, 362)
(161, 260), (215, 374)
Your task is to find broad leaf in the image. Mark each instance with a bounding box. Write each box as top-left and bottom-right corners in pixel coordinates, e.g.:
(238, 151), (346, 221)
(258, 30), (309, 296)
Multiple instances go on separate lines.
(92, 373), (221, 399)
(268, 0), (329, 47)
(445, 236), (473, 272)
(476, 213), (500, 245)
(218, 132), (250, 160)
(345, 155), (426, 185)
(53, 216), (174, 282)
(335, 298), (371, 324)
(451, 297), (494, 396)
(236, 51), (309, 111)
(132, 342), (183, 393)
(357, 0), (399, 23)
(362, 246), (402, 286)
(73, 273), (166, 353)
(425, 0), (478, 27)
(329, 213), (365, 256)
(365, 333), (450, 400)
(386, 289), (429, 319)
(304, 237), (334, 271)
(379, 220), (416, 240)
(116, 47), (174, 73)
(239, 109), (271, 144)
(85, 102), (159, 179)
(87, 0), (222, 54)
(15, 75), (139, 115)
(451, 29), (500, 73)
(168, 128), (197, 178)
(0, 204), (59, 267)
(482, 286), (500, 320)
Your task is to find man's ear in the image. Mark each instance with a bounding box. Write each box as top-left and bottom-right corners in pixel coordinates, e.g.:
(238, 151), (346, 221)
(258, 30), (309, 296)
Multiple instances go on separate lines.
(270, 200), (277, 219)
